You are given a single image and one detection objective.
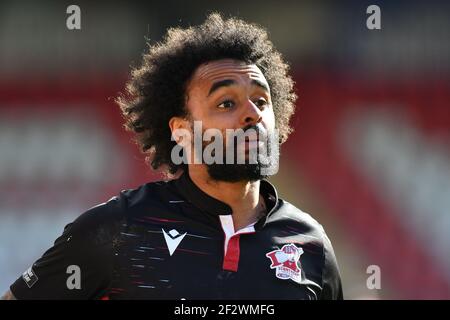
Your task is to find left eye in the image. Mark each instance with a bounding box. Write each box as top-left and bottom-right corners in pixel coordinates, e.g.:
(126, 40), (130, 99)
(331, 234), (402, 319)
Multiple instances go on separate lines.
(254, 98), (268, 108)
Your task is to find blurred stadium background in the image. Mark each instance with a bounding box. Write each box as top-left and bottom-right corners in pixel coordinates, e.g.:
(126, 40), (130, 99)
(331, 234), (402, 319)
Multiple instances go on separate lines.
(1, 0), (449, 299)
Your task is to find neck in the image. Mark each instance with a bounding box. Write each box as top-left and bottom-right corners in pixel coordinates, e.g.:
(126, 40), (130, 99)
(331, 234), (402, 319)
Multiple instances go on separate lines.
(188, 165), (266, 231)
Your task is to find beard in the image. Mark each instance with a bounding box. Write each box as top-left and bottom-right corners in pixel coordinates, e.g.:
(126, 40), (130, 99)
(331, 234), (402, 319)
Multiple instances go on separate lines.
(204, 124), (280, 183)
(206, 162), (264, 183)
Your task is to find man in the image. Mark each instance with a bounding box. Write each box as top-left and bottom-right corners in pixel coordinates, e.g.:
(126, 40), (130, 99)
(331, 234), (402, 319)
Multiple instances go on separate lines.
(2, 13), (343, 300)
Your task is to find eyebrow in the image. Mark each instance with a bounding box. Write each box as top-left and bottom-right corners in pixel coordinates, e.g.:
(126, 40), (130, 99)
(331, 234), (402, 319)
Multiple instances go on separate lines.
(207, 79), (270, 97)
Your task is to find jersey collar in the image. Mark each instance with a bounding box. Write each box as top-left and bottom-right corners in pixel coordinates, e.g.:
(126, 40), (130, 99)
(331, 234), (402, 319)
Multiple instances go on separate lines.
(174, 170), (279, 222)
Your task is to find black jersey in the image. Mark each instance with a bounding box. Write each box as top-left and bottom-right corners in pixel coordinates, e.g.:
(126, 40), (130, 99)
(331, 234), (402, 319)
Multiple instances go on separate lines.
(10, 171), (343, 300)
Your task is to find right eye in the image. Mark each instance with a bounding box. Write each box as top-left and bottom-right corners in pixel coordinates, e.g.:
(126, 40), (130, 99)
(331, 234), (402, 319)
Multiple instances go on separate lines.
(217, 100), (235, 109)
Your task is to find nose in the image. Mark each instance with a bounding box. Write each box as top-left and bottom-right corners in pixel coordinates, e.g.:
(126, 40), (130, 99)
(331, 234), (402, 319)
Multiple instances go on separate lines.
(241, 99), (263, 127)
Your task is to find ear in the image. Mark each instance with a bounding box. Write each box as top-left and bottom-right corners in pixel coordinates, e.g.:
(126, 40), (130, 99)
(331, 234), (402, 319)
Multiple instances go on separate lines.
(169, 116), (191, 146)
(169, 116), (189, 133)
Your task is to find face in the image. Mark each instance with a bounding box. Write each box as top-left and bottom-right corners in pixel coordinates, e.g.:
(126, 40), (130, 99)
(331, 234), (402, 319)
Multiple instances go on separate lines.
(170, 59), (279, 182)
(186, 59), (275, 137)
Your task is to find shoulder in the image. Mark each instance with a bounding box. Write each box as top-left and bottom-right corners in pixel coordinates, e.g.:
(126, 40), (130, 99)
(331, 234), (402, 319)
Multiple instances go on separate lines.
(274, 198), (340, 258)
(270, 199), (327, 240)
(69, 179), (173, 238)
(119, 179), (176, 209)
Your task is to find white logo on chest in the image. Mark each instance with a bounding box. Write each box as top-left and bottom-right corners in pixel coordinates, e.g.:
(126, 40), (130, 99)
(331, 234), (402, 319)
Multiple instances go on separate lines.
(162, 228), (187, 256)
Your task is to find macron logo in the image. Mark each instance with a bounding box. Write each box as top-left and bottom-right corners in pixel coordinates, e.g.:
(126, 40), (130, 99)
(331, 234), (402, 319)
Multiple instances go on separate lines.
(162, 228), (187, 256)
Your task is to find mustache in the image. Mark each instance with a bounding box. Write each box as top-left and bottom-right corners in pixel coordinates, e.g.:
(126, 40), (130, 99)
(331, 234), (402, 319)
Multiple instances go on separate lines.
(241, 123), (268, 140)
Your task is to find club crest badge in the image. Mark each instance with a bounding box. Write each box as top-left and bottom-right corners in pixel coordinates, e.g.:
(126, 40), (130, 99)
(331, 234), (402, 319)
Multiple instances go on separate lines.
(266, 244), (303, 282)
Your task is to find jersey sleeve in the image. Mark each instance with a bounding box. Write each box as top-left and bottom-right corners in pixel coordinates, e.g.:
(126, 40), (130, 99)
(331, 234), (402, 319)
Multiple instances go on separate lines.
(320, 232), (344, 300)
(9, 196), (124, 300)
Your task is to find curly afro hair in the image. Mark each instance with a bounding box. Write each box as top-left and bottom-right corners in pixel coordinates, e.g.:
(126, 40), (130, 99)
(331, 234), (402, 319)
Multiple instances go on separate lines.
(116, 13), (297, 175)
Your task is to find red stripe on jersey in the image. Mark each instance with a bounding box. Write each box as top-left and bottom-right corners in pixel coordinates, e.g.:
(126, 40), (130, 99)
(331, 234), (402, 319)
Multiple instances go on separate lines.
(222, 235), (240, 272)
